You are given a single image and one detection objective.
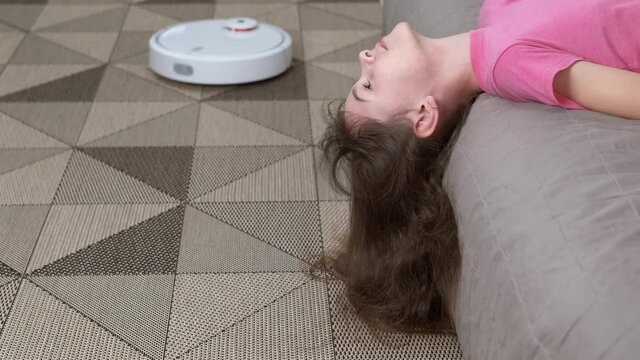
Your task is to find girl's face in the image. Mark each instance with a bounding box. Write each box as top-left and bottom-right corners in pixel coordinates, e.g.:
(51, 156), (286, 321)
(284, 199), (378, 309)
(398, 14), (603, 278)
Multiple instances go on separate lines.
(345, 22), (432, 126)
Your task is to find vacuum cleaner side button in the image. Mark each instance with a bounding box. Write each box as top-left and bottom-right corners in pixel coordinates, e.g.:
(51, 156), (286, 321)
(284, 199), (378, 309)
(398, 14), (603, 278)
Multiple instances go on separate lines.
(173, 63), (193, 76)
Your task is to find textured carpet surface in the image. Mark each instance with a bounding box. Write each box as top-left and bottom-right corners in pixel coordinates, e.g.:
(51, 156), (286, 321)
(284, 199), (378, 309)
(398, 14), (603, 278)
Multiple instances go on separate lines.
(0, 0), (463, 358)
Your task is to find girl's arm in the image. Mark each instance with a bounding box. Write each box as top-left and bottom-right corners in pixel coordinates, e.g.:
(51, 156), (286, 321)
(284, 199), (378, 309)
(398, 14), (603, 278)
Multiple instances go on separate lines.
(553, 61), (640, 120)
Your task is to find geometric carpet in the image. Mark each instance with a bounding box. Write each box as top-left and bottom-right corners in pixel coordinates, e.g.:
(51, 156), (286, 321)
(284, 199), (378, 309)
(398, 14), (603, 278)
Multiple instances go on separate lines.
(0, 0), (464, 358)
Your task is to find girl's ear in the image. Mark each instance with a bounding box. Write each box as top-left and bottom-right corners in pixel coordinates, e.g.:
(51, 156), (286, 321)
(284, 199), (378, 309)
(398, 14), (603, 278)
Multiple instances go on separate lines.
(413, 95), (439, 139)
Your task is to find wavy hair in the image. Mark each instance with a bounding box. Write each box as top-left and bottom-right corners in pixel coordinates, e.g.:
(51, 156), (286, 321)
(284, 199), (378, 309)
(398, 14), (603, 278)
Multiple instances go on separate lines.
(307, 93), (479, 336)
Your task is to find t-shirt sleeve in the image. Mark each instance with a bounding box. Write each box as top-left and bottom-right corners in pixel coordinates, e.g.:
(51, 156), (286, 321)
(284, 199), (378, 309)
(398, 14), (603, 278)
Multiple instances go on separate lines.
(491, 43), (587, 109)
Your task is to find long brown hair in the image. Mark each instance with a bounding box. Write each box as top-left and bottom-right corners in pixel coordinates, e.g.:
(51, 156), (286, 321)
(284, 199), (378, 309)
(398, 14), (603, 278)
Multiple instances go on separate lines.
(308, 93), (479, 336)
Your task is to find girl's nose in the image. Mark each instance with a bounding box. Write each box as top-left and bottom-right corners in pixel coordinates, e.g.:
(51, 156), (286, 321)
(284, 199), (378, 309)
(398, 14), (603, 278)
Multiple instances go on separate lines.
(359, 49), (373, 63)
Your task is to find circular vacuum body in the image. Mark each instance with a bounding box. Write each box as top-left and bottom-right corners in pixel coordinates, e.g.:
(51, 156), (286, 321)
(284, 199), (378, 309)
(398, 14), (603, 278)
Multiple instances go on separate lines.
(149, 17), (292, 85)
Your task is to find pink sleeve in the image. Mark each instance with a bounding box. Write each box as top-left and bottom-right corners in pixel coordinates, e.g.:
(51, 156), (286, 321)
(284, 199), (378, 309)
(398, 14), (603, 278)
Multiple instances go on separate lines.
(492, 43), (587, 109)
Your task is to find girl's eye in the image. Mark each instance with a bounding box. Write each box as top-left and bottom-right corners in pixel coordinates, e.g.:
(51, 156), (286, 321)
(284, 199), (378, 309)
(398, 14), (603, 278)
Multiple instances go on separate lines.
(363, 81), (372, 91)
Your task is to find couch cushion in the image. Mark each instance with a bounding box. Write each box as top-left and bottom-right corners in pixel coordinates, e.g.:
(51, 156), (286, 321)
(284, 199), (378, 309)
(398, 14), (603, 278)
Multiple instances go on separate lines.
(444, 93), (640, 360)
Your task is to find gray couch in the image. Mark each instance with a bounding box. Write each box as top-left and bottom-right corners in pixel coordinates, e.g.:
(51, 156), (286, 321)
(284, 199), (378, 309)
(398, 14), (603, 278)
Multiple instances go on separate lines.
(384, 1), (640, 359)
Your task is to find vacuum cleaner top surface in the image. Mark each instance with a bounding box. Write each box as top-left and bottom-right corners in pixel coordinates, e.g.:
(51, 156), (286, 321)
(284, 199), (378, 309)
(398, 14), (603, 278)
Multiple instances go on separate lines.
(149, 17), (292, 85)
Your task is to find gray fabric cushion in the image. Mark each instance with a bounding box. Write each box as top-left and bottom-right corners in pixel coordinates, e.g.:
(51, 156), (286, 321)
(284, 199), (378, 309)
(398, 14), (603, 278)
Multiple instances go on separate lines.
(444, 94), (640, 360)
(386, 1), (640, 359)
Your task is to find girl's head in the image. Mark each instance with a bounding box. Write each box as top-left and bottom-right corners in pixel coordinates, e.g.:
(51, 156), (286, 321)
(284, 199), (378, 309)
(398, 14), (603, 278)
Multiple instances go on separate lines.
(306, 25), (481, 333)
(346, 22), (481, 141)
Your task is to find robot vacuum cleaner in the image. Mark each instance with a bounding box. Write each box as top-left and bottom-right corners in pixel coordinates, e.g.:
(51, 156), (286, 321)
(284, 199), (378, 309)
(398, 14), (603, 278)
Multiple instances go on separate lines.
(149, 17), (292, 85)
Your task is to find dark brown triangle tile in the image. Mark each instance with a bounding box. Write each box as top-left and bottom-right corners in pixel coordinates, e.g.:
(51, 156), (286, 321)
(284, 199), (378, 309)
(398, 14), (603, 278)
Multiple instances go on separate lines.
(0, 64), (107, 102)
(30, 205), (185, 276)
(0, 4), (45, 31)
(0, 102), (93, 145)
(9, 33), (100, 65)
(80, 146), (195, 201)
(36, 6), (129, 33)
(207, 62), (308, 101)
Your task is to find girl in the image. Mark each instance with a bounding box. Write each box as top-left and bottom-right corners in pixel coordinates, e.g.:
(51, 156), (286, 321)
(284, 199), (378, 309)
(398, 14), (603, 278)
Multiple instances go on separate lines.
(308, 0), (640, 336)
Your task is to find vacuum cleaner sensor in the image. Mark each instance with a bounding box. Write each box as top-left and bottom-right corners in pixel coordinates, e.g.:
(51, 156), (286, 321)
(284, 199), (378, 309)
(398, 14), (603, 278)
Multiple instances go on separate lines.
(149, 17), (292, 85)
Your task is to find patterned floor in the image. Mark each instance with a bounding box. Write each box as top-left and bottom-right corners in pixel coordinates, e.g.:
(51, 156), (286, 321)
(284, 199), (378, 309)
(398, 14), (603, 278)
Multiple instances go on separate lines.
(0, 0), (464, 359)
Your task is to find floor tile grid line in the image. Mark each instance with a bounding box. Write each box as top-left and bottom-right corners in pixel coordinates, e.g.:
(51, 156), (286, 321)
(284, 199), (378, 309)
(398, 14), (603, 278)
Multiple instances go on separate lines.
(0, 15), (33, 82)
(187, 204), (316, 271)
(160, 92), (203, 360)
(175, 277), (315, 360)
(18, 277), (152, 359)
(79, 101), (195, 147)
(300, 2), (380, 31)
(204, 84), (313, 144)
(189, 145), (310, 201)
(297, 2), (339, 359)
(0, 143), (77, 343)
(27, 32), (103, 65)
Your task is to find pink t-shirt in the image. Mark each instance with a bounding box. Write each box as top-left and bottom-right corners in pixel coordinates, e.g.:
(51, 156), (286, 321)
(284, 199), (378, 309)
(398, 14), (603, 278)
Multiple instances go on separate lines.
(470, 0), (640, 109)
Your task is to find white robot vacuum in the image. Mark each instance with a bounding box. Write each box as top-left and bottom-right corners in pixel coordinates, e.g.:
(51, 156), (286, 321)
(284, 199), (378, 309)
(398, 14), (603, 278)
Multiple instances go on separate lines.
(149, 17), (292, 85)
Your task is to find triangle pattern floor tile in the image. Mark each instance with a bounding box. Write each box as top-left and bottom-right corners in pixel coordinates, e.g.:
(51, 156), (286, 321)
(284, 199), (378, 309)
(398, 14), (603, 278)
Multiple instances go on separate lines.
(0, 205), (49, 274)
(0, 32), (24, 64)
(196, 103), (304, 146)
(251, 3), (300, 31)
(207, 63), (308, 101)
(309, 61), (359, 81)
(0, 64), (100, 98)
(0, 279), (152, 359)
(0, 112), (67, 148)
(31, 274), (174, 360)
(36, 6), (129, 33)
(112, 62), (203, 99)
(319, 200), (350, 255)
(212, 3), (292, 22)
(0, 278), (20, 333)
(193, 201), (323, 264)
(305, 62), (359, 101)
(30, 205), (184, 276)
(188, 145), (305, 201)
(8, 33), (101, 65)
(27, 203), (176, 274)
(0, 102), (93, 145)
(54, 150), (177, 204)
(298, 4), (380, 31)
(311, 33), (381, 63)
(137, 4), (214, 22)
(306, 2), (382, 28)
(164, 272), (310, 360)
(195, 147), (317, 202)
(35, 32), (120, 62)
(109, 31), (156, 62)
(94, 65), (193, 102)
(80, 146), (195, 201)
(0, 4), (46, 31)
(0, 148), (66, 175)
(78, 101), (193, 145)
(0, 149), (71, 205)
(301, 29), (380, 61)
(85, 103), (198, 147)
(314, 144), (350, 201)
(308, 99), (333, 146)
(121, 5), (178, 31)
(0, 262), (19, 278)
(206, 100), (312, 143)
(181, 280), (333, 360)
(177, 206), (310, 274)
(31, 4), (124, 31)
